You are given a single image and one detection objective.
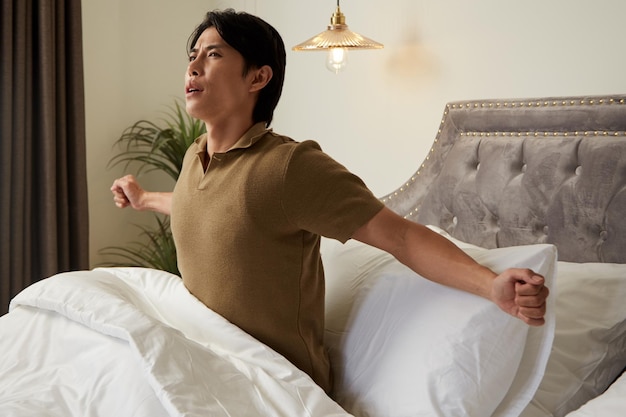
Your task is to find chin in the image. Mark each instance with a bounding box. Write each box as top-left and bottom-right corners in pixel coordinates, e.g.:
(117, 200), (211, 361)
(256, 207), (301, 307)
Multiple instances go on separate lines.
(185, 102), (201, 120)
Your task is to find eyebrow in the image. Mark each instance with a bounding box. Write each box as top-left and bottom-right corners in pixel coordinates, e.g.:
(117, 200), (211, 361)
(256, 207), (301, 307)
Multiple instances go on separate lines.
(189, 44), (226, 54)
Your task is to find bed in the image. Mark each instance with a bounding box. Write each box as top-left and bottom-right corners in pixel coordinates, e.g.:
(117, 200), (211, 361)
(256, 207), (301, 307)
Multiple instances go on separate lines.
(1, 94), (625, 417)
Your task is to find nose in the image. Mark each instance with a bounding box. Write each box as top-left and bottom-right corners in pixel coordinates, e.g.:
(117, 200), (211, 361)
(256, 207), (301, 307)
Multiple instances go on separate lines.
(187, 60), (200, 77)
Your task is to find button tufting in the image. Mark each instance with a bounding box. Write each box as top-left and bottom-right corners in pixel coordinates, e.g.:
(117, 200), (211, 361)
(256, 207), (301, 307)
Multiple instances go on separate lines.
(521, 164), (528, 173)
(452, 216), (458, 226)
(575, 166), (582, 176)
(543, 226), (549, 235)
(600, 230), (608, 241)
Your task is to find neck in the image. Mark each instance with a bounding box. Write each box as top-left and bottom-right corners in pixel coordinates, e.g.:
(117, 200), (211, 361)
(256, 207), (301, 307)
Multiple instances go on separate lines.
(203, 116), (256, 157)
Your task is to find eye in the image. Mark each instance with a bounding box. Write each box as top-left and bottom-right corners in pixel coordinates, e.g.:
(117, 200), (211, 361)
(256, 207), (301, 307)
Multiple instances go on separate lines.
(208, 51), (221, 58)
(188, 55), (197, 62)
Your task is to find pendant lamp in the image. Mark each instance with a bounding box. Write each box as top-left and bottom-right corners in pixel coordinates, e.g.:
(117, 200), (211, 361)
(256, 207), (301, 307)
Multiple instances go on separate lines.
(292, 1), (384, 73)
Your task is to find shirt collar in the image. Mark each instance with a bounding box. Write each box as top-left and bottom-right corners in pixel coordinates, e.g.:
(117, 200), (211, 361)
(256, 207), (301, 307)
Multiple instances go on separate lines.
(194, 122), (270, 157)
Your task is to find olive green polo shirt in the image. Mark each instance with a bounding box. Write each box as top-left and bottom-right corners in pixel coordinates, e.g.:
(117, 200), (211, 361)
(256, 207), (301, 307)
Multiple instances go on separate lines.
(170, 122), (384, 392)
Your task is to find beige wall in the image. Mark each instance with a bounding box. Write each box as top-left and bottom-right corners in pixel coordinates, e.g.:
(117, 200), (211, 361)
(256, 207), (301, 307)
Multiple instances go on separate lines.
(83, 0), (626, 267)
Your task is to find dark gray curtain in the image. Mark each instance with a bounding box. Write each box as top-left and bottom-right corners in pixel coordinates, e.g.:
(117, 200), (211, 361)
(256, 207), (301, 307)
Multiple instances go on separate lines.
(0, 0), (89, 315)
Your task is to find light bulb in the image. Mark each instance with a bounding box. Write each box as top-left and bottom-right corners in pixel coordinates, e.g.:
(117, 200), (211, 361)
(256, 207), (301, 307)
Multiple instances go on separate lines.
(326, 47), (348, 73)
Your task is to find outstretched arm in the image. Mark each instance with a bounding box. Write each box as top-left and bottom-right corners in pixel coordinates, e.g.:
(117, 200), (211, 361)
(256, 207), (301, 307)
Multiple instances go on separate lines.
(110, 174), (173, 216)
(352, 207), (549, 326)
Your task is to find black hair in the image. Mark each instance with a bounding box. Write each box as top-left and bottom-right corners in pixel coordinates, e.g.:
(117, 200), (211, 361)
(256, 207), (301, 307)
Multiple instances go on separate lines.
(187, 9), (286, 127)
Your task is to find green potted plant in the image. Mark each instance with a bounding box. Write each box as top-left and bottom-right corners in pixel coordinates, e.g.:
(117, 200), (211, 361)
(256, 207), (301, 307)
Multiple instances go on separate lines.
(99, 99), (205, 275)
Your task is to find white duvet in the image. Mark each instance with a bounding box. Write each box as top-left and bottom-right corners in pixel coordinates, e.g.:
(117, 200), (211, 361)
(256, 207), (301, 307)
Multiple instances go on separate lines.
(0, 267), (351, 417)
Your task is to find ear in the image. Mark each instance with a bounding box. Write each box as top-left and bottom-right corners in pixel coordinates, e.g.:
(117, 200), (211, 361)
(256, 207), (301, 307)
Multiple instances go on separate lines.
(249, 65), (273, 93)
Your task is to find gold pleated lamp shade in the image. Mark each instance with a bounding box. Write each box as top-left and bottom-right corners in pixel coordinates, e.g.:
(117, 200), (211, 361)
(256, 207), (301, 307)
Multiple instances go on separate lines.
(292, 23), (384, 50)
(292, 5), (383, 73)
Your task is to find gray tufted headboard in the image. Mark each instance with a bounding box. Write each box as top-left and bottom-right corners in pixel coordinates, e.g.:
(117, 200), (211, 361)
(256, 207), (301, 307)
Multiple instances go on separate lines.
(381, 95), (626, 263)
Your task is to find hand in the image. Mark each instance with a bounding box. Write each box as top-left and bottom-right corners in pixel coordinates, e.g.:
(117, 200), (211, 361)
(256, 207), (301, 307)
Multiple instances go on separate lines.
(110, 174), (145, 210)
(491, 268), (549, 326)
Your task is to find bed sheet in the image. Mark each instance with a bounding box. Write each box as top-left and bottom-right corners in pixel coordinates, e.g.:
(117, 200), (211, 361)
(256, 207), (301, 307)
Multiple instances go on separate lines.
(565, 371), (626, 417)
(0, 267), (351, 417)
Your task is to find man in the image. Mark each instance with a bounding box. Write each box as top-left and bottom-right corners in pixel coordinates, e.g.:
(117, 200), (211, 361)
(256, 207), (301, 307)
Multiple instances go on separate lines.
(111, 9), (548, 393)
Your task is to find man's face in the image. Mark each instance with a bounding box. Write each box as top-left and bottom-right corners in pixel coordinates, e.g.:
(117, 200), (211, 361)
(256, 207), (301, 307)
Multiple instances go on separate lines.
(184, 27), (253, 124)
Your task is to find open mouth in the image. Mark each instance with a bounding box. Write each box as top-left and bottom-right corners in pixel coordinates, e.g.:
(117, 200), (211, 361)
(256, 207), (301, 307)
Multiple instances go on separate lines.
(185, 82), (203, 94)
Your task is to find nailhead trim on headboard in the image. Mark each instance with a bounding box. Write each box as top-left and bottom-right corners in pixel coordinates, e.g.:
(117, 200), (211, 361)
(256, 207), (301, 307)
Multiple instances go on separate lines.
(449, 98), (625, 109)
(460, 131), (626, 137)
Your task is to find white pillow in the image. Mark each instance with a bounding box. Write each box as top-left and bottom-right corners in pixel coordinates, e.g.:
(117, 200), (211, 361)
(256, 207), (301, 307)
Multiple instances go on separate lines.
(520, 262), (626, 417)
(427, 227), (626, 416)
(322, 229), (556, 417)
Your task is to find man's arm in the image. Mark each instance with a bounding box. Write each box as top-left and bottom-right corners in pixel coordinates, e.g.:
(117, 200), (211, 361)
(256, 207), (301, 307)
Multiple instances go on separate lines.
(351, 207), (549, 326)
(110, 174), (173, 215)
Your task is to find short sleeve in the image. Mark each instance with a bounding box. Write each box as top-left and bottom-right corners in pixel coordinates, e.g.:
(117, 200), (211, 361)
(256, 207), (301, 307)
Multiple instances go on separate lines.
(281, 140), (384, 242)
